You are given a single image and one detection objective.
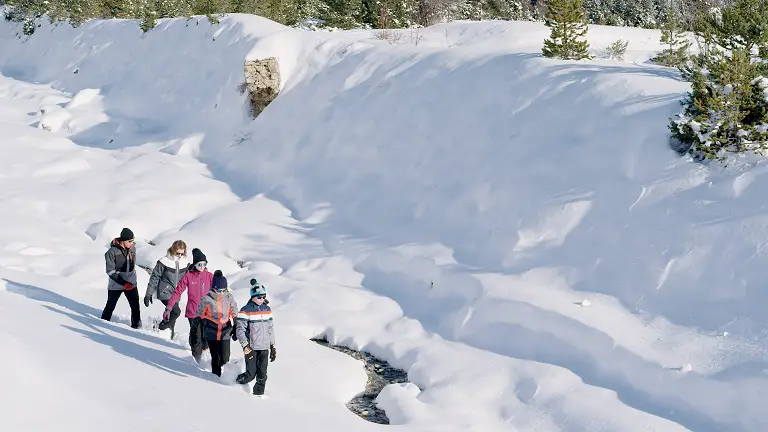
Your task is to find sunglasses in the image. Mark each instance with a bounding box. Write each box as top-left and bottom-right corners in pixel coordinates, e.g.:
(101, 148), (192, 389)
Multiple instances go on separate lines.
(254, 294), (266, 299)
(175, 251), (186, 256)
(195, 262), (207, 268)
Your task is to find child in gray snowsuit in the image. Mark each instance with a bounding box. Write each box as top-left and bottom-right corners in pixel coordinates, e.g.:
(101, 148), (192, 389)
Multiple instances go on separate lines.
(195, 270), (237, 377)
(235, 279), (277, 397)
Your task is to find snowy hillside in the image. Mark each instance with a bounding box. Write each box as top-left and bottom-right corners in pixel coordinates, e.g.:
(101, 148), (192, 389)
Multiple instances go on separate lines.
(2, 12), (768, 432)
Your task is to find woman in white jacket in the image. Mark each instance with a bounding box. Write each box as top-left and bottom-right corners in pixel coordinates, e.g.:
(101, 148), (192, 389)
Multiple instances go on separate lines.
(143, 240), (190, 339)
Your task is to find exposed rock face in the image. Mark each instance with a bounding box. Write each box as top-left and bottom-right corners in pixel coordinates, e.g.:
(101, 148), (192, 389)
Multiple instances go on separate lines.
(244, 57), (280, 118)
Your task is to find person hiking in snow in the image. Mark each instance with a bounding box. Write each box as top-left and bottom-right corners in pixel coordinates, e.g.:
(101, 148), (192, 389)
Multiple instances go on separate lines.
(101, 228), (142, 329)
(163, 247), (213, 363)
(143, 240), (190, 339)
(235, 279), (277, 397)
(195, 270), (238, 377)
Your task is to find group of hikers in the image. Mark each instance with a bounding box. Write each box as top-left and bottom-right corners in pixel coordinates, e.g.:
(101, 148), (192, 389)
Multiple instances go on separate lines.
(99, 227), (276, 397)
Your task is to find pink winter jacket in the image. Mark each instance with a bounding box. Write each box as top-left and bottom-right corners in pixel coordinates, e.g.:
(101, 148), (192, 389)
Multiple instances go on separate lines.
(166, 267), (214, 318)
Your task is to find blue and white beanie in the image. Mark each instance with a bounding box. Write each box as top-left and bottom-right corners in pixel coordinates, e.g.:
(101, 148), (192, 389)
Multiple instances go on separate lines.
(249, 278), (267, 297)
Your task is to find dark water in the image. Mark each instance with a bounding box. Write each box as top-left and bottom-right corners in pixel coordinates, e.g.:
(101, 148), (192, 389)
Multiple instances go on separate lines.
(311, 337), (409, 425)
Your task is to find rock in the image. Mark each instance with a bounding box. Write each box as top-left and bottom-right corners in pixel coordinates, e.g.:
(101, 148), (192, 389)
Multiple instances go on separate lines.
(244, 57), (280, 118)
(669, 136), (692, 155)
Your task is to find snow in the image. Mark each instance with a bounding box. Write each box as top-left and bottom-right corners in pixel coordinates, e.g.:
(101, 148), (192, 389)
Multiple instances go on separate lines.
(1, 11), (768, 432)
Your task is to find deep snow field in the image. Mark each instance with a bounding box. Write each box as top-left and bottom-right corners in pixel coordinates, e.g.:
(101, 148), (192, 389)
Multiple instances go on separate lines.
(2, 11), (768, 432)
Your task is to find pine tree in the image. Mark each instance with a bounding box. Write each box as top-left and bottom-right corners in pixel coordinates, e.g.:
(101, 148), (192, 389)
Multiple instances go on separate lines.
(542, 0), (591, 60)
(139, 7), (156, 32)
(651, 1), (690, 66)
(670, 0), (768, 160)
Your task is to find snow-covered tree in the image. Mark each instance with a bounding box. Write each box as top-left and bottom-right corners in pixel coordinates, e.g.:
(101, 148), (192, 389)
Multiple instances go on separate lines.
(671, 0), (768, 159)
(542, 0), (591, 59)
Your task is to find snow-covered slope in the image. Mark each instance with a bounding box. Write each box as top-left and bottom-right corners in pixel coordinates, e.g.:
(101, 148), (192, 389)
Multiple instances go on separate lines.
(2, 12), (767, 432)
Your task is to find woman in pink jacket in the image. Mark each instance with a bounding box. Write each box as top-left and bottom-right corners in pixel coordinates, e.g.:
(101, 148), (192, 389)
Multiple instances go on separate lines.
(163, 248), (214, 363)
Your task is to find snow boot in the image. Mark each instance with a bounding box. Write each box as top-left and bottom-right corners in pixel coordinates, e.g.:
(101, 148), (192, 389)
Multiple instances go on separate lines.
(157, 318), (174, 339)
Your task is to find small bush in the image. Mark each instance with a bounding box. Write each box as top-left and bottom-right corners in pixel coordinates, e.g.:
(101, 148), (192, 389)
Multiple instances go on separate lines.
(600, 39), (628, 60)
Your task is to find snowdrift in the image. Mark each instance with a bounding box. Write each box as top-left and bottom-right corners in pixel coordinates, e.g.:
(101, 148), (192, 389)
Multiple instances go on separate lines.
(2, 11), (768, 432)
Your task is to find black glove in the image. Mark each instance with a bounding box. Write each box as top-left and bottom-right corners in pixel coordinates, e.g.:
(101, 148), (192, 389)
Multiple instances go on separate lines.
(143, 296), (152, 307)
(269, 345), (276, 362)
(230, 321), (237, 340)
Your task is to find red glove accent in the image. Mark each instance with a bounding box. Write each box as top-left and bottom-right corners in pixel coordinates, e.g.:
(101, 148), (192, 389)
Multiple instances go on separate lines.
(124, 283), (134, 290)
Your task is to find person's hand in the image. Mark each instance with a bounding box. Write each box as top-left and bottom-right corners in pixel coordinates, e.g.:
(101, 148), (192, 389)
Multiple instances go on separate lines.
(124, 283), (134, 290)
(269, 345), (277, 362)
(143, 296), (152, 307)
(243, 346), (252, 355)
(162, 309), (171, 321)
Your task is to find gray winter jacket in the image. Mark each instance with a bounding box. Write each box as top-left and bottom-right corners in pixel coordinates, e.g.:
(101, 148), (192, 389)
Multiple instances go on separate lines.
(145, 254), (191, 301)
(235, 300), (275, 351)
(195, 290), (238, 340)
(105, 239), (137, 291)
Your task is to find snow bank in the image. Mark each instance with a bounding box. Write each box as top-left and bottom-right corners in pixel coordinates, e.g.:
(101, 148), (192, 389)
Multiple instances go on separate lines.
(0, 75), (373, 432)
(2, 11), (768, 432)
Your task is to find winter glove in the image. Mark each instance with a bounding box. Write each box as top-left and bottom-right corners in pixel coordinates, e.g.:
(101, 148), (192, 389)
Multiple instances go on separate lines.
(162, 308), (171, 321)
(143, 296), (152, 307)
(124, 283), (134, 291)
(243, 346), (252, 355)
(269, 344), (277, 362)
(230, 322), (237, 341)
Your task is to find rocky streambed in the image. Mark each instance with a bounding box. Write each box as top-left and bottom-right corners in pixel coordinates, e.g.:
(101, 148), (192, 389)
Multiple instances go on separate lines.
(311, 337), (409, 425)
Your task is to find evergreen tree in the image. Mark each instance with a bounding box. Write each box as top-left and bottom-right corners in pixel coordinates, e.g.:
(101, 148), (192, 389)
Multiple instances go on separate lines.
(651, 1), (691, 66)
(255, 0), (295, 24)
(542, 0), (591, 59)
(670, 0), (768, 160)
(139, 6), (156, 31)
(191, 0), (220, 16)
(487, 0), (534, 20)
(322, 0), (363, 28)
(454, 0), (488, 20)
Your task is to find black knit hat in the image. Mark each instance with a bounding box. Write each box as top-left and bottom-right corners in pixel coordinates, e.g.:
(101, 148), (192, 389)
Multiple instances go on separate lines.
(118, 228), (134, 242)
(212, 270), (227, 290)
(191, 248), (207, 265)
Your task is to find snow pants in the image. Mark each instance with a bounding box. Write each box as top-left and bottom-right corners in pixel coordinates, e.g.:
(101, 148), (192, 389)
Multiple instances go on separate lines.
(236, 349), (269, 395)
(188, 318), (209, 363)
(101, 288), (141, 329)
(158, 299), (181, 337)
(206, 339), (231, 376)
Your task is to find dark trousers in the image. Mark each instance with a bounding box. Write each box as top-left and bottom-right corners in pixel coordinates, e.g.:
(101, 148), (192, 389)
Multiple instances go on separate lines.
(236, 349), (269, 395)
(188, 318), (209, 362)
(207, 339), (231, 376)
(158, 299), (181, 336)
(101, 288), (141, 328)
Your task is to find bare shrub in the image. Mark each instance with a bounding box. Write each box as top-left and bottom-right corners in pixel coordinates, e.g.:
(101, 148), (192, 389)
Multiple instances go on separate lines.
(375, 28), (403, 44)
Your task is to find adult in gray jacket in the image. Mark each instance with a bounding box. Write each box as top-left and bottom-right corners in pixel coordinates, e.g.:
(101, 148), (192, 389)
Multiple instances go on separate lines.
(101, 228), (141, 329)
(144, 240), (190, 339)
